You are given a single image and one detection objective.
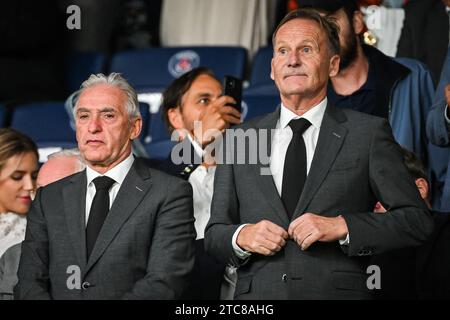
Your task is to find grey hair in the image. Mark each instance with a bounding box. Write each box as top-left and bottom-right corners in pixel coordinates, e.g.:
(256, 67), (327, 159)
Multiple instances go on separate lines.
(74, 73), (141, 120)
(48, 148), (86, 171)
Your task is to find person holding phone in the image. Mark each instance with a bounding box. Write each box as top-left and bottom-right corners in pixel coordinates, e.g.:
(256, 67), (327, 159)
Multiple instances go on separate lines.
(159, 67), (241, 299)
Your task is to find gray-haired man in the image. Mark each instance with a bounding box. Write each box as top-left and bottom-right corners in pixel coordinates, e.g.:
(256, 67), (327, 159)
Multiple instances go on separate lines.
(15, 73), (196, 299)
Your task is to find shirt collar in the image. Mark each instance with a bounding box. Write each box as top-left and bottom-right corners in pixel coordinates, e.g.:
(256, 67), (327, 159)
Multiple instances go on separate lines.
(86, 152), (135, 187)
(280, 97), (327, 130)
(186, 133), (206, 158)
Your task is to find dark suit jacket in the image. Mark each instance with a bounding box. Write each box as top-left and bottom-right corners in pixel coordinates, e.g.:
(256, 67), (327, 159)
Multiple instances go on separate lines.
(416, 211), (450, 299)
(396, 0), (449, 84)
(14, 158), (196, 299)
(205, 104), (434, 300)
(370, 211), (450, 300)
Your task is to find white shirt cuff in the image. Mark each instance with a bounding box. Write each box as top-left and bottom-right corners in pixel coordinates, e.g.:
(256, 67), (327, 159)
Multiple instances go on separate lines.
(232, 224), (252, 259)
(339, 233), (350, 246)
(445, 105), (450, 124)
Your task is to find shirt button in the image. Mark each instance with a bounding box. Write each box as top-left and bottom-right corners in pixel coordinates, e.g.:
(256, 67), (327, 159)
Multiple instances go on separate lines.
(282, 274), (287, 282)
(81, 281), (91, 290)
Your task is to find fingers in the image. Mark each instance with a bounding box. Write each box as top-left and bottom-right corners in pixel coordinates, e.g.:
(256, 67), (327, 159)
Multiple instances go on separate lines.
(265, 221), (289, 240)
(287, 215), (307, 237)
(297, 232), (320, 251)
(236, 220), (288, 256)
(288, 213), (349, 250)
(210, 97), (242, 121)
(253, 234), (284, 255)
(288, 213), (324, 250)
(199, 98), (241, 132)
(222, 112), (241, 125)
(221, 105), (242, 119)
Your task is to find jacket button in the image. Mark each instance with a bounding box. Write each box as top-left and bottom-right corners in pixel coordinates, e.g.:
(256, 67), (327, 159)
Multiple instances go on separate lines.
(282, 274), (287, 282)
(81, 281), (91, 290)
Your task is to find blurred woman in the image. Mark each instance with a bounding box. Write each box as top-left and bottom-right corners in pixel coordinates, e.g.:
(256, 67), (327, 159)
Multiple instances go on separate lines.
(0, 128), (38, 257)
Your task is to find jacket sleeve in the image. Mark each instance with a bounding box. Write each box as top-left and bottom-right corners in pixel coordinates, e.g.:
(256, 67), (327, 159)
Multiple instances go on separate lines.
(122, 179), (196, 299)
(427, 102), (450, 147)
(342, 119), (434, 257)
(204, 133), (249, 268)
(427, 48), (450, 147)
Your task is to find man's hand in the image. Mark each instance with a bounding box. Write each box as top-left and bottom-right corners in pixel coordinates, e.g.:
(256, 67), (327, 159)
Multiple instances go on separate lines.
(236, 220), (288, 256)
(194, 95), (241, 148)
(288, 213), (348, 250)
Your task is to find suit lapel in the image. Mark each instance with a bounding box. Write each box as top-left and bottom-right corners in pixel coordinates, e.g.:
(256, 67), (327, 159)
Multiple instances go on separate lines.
(85, 159), (153, 273)
(63, 171), (88, 268)
(293, 104), (348, 218)
(251, 107), (290, 226)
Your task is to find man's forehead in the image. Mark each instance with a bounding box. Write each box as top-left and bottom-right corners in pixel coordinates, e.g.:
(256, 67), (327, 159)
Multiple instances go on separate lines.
(76, 85), (126, 111)
(188, 76), (222, 95)
(76, 105), (119, 112)
(78, 84), (126, 101)
(276, 18), (323, 43)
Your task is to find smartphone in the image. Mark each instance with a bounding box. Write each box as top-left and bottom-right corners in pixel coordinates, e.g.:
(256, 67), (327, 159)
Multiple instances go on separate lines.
(222, 75), (242, 112)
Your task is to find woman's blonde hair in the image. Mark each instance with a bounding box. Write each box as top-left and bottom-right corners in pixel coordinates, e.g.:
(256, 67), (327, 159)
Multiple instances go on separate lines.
(0, 128), (38, 174)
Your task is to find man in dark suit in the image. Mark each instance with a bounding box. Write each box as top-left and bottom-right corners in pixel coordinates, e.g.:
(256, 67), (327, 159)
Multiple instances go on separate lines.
(397, 0), (449, 84)
(205, 8), (434, 299)
(14, 73), (196, 299)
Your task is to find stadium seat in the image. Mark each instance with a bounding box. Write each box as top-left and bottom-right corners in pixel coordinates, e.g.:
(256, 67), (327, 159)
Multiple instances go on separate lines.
(245, 46), (278, 96)
(66, 51), (106, 94)
(142, 104), (174, 160)
(138, 101), (151, 143)
(10, 102), (77, 155)
(145, 139), (176, 161)
(241, 95), (280, 121)
(0, 104), (6, 128)
(110, 46), (248, 93)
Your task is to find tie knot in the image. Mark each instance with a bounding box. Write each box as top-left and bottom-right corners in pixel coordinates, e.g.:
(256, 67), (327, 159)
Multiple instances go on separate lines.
(288, 118), (311, 134)
(93, 176), (115, 191)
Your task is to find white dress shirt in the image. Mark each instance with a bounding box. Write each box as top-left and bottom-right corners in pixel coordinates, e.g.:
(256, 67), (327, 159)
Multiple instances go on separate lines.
(188, 165), (216, 240)
(85, 153), (135, 225)
(270, 98), (327, 195)
(184, 136), (238, 299)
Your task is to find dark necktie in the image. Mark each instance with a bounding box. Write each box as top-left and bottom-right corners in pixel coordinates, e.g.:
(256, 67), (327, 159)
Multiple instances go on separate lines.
(86, 176), (115, 258)
(281, 118), (312, 220)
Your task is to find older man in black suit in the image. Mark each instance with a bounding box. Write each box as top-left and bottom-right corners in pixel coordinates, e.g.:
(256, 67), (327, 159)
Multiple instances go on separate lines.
(205, 8), (434, 300)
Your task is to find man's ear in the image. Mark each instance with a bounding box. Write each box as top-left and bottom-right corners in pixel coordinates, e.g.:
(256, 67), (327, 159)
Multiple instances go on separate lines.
(129, 116), (142, 140)
(352, 11), (365, 36)
(415, 178), (429, 201)
(270, 58), (275, 81)
(329, 54), (340, 77)
(167, 107), (184, 130)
